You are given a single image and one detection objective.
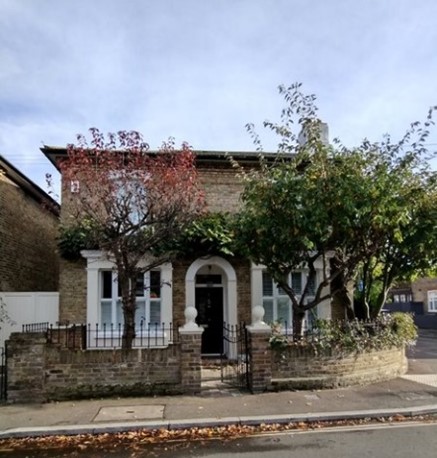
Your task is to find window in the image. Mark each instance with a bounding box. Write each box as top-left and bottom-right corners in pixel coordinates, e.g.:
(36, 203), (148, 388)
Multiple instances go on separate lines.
(262, 271), (317, 329)
(99, 270), (161, 327)
(428, 291), (437, 312)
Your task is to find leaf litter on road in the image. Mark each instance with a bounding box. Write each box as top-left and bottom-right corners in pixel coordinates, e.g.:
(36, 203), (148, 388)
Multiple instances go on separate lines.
(0, 414), (435, 456)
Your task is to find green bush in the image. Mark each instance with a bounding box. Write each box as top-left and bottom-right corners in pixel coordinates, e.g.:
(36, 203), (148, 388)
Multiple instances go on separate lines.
(390, 312), (418, 344)
(58, 222), (98, 260)
(270, 313), (417, 354)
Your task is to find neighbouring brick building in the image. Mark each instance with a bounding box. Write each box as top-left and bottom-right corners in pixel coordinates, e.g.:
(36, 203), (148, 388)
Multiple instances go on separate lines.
(0, 155), (59, 292)
(42, 147), (332, 356)
(386, 278), (437, 329)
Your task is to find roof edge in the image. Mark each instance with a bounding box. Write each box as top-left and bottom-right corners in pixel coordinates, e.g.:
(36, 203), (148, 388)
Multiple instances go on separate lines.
(40, 146), (289, 172)
(0, 154), (60, 216)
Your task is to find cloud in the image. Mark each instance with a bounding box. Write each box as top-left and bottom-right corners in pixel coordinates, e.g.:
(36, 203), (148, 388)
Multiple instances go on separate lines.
(1, 0), (437, 191)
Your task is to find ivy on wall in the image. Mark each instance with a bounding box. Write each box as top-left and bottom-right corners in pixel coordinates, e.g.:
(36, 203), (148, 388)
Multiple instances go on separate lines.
(58, 212), (240, 260)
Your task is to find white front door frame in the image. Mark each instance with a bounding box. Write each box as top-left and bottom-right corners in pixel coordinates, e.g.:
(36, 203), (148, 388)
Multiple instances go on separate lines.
(185, 256), (238, 330)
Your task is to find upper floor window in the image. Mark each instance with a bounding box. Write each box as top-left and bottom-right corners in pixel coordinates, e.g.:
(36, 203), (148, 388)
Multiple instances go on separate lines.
(100, 270), (161, 327)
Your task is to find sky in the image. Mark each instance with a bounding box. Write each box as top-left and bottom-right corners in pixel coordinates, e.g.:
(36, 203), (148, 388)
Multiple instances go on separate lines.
(1, 0), (437, 194)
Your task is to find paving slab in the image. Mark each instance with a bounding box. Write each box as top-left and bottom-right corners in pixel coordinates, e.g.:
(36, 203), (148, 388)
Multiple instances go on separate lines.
(401, 374), (437, 388)
(93, 404), (165, 422)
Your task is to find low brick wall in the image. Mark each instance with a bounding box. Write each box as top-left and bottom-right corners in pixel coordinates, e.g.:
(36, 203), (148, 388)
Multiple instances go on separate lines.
(271, 346), (407, 390)
(7, 332), (185, 403)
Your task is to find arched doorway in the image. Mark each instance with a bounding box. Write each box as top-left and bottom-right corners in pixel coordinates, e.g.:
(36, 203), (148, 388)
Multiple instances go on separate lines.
(185, 256), (237, 355)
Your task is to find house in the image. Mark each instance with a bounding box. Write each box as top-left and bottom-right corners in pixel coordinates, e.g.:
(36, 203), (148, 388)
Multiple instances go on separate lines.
(0, 155), (60, 348)
(42, 147), (333, 355)
(389, 278), (437, 328)
(0, 155), (59, 292)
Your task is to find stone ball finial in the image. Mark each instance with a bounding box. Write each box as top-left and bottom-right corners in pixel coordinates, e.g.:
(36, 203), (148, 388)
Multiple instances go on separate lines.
(252, 305), (265, 325)
(184, 306), (198, 325)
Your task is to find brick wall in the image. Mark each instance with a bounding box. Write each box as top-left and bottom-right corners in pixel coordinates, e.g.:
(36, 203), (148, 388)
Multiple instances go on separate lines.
(7, 331), (186, 403)
(58, 258), (87, 323)
(198, 164), (243, 213)
(172, 258), (193, 326)
(234, 258), (251, 324)
(0, 174), (59, 292)
(271, 346), (407, 390)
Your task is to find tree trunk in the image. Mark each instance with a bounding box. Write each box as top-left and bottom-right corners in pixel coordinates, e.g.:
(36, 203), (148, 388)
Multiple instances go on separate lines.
(329, 258), (355, 320)
(371, 288), (389, 319)
(122, 318), (135, 350)
(118, 271), (136, 350)
(293, 308), (306, 338)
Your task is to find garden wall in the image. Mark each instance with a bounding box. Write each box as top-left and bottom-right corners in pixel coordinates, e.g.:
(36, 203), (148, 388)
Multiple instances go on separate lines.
(6, 331), (198, 403)
(271, 346), (407, 390)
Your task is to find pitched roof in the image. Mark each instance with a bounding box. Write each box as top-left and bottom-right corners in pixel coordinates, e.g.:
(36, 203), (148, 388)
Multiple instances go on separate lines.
(0, 154), (60, 216)
(41, 145), (287, 171)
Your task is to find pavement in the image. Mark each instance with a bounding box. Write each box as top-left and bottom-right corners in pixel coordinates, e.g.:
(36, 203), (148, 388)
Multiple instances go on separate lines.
(1, 329), (437, 439)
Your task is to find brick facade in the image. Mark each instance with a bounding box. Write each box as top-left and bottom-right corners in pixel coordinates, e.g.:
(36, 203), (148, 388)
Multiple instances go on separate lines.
(57, 157), (251, 326)
(58, 258), (87, 323)
(0, 159), (59, 292)
(411, 277), (437, 313)
(198, 163), (243, 212)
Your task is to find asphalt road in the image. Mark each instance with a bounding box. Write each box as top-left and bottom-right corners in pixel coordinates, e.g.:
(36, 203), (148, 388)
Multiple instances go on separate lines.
(407, 329), (437, 374)
(6, 422), (437, 457)
(118, 422), (437, 458)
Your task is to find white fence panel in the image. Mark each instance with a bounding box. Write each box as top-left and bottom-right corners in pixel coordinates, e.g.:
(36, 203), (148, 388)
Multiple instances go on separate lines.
(0, 292), (59, 347)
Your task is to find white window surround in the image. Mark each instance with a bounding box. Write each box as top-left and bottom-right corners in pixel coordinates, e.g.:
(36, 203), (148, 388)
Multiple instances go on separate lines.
(81, 250), (173, 326)
(250, 262), (331, 324)
(427, 290), (437, 313)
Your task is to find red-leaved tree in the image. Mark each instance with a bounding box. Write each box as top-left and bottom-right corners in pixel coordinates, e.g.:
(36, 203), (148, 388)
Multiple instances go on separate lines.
(59, 128), (205, 348)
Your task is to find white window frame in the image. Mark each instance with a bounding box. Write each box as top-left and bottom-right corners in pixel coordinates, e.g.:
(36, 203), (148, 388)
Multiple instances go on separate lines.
(428, 290), (437, 313)
(99, 270), (162, 327)
(261, 270), (317, 332)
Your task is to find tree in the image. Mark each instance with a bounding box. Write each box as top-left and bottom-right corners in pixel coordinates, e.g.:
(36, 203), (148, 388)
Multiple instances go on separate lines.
(236, 83), (437, 333)
(59, 129), (205, 348)
(353, 145), (437, 318)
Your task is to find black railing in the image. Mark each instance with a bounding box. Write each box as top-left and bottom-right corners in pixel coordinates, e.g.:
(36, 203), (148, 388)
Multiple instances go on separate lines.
(276, 318), (393, 343)
(221, 322), (250, 389)
(0, 345), (6, 402)
(46, 322), (179, 349)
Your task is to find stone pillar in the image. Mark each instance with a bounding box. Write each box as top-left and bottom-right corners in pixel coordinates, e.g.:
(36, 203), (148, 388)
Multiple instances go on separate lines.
(179, 306), (204, 394)
(247, 305), (272, 393)
(7, 332), (46, 403)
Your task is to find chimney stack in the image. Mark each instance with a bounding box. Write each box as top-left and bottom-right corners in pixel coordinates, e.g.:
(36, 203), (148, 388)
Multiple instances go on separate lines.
(298, 121), (329, 146)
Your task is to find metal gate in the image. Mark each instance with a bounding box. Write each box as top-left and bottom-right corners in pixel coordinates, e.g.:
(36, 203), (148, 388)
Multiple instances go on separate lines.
(0, 344), (7, 402)
(220, 322), (250, 390)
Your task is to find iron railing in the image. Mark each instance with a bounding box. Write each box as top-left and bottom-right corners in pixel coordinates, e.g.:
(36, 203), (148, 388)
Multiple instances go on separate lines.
(221, 322), (250, 389)
(43, 322), (179, 350)
(0, 345), (6, 402)
(276, 318), (392, 343)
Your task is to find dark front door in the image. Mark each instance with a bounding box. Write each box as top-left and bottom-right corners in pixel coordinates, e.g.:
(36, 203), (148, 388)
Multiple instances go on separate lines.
(195, 287), (223, 354)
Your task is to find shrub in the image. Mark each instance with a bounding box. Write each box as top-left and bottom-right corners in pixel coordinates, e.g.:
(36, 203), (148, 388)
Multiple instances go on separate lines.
(58, 221), (98, 260)
(390, 312), (418, 344)
(270, 313), (417, 354)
